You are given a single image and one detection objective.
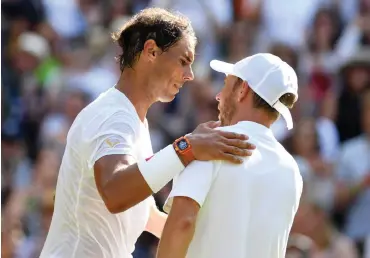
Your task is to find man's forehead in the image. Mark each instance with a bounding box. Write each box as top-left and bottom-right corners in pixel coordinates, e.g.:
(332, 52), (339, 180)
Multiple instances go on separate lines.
(172, 37), (195, 56)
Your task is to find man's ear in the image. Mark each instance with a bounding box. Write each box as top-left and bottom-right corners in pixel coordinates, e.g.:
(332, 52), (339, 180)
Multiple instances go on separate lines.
(238, 81), (249, 102)
(143, 39), (160, 62)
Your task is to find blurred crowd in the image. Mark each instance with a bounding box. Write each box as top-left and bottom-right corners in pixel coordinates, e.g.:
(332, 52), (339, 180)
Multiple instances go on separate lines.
(1, 0), (370, 257)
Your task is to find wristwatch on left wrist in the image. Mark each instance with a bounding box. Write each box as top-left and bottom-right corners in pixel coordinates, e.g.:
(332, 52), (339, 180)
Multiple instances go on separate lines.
(173, 136), (195, 167)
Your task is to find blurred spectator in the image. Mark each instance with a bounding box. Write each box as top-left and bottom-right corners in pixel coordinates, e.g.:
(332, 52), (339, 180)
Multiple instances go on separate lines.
(335, 48), (370, 142)
(56, 38), (118, 100)
(286, 118), (336, 212)
(40, 87), (90, 145)
(301, 8), (343, 76)
(1, 129), (28, 210)
(41, 0), (87, 40)
(358, 0), (370, 47)
(335, 89), (370, 256)
(224, 21), (254, 63)
(292, 199), (359, 258)
(270, 43), (299, 72)
(16, 144), (60, 258)
(317, 90), (340, 146)
(253, 0), (327, 51)
(2, 31), (52, 162)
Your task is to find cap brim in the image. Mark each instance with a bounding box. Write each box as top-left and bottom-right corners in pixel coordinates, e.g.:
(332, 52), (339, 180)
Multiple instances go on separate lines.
(210, 60), (234, 75)
(273, 101), (294, 130)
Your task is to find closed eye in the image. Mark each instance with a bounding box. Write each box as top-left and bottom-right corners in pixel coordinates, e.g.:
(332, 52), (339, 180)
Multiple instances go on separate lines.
(180, 59), (187, 66)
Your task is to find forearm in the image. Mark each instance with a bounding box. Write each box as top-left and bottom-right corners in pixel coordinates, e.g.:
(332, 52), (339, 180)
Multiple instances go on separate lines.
(98, 145), (185, 213)
(157, 219), (196, 258)
(101, 163), (152, 213)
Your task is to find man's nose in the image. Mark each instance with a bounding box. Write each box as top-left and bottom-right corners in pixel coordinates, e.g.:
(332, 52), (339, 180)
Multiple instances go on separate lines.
(183, 66), (194, 81)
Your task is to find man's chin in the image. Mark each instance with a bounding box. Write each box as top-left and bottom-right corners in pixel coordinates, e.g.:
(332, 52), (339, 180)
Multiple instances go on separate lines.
(158, 94), (176, 103)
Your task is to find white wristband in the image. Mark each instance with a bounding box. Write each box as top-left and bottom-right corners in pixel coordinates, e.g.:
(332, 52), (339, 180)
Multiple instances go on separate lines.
(138, 145), (185, 193)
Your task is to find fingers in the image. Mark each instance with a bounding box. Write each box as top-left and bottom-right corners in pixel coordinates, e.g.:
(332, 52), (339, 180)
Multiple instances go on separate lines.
(221, 144), (254, 157)
(221, 138), (256, 150)
(218, 130), (249, 140)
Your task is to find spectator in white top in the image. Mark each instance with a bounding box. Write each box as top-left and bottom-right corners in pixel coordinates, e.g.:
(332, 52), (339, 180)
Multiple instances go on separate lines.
(335, 89), (370, 256)
(157, 53), (303, 258)
(253, 0), (327, 51)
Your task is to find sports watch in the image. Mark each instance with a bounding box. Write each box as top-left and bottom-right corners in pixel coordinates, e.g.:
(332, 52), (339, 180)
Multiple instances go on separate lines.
(173, 136), (195, 166)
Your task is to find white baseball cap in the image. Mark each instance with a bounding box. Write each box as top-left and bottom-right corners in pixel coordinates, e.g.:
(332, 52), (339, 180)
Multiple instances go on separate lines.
(210, 53), (298, 130)
(18, 32), (50, 60)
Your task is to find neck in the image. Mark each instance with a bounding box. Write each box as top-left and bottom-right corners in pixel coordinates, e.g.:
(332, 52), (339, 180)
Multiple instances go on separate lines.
(115, 68), (154, 122)
(230, 108), (272, 128)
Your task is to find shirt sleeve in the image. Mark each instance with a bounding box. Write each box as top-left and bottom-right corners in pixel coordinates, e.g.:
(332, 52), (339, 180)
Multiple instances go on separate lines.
(86, 111), (139, 169)
(163, 160), (220, 213)
(336, 146), (356, 185)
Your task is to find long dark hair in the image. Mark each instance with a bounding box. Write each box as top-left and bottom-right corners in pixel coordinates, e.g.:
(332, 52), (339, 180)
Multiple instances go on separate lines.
(307, 8), (342, 53)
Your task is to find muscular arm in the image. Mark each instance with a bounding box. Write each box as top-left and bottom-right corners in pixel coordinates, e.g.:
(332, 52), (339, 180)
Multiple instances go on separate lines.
(157, 197), (200, 258)
(157, 161), (216, 257)
(94, 154), (152, 214)
(96, 153), (168, 231)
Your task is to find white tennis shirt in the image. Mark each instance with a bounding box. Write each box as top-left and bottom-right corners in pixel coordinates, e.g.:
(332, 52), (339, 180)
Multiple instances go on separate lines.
(40, 87), (155, 258)
(164, 121), (303, 258)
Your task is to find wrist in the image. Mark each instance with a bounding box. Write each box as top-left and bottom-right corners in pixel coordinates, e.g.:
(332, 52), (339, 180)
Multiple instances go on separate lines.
(138, 145), (185, 193)
(173, 136), (195, 167)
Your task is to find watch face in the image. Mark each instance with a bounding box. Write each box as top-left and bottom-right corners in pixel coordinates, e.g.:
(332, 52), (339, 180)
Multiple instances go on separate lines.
(177, 139), (188, 150)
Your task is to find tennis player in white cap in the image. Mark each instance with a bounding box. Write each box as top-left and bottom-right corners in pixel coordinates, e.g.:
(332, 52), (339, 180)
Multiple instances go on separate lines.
(157, 53), (303, 258)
